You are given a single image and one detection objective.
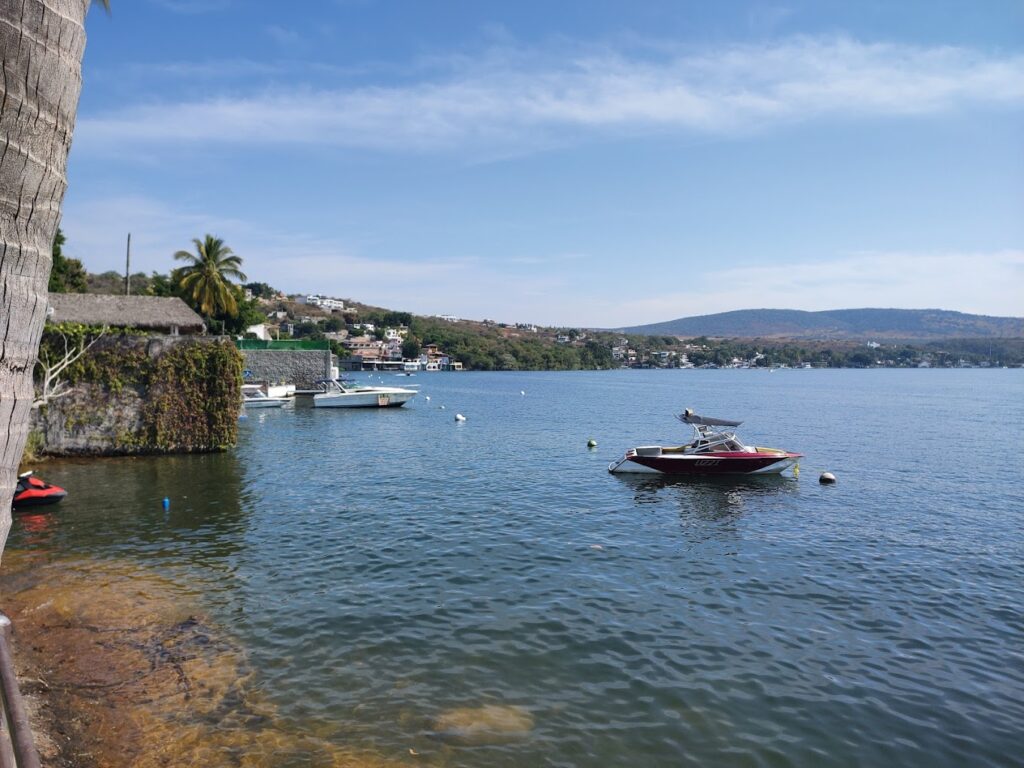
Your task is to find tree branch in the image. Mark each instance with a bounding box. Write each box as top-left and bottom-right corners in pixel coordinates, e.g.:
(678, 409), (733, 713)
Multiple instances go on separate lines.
(33, 327), (108, 409)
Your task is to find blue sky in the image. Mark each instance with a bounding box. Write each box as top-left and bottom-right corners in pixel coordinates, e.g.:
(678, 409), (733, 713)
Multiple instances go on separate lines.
(64, 0), (1023, 326)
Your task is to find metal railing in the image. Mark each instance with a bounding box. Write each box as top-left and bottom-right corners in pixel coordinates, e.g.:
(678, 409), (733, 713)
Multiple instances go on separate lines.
(0, 614), (40, 768)
(235, 339), (330, 351)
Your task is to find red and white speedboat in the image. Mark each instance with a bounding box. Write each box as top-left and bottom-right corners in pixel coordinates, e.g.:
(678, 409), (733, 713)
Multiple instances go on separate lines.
(608, 409), (802, 476)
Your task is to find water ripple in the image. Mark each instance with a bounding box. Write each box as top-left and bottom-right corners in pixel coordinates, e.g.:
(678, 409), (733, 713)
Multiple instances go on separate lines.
(13, 370), (1024, 767)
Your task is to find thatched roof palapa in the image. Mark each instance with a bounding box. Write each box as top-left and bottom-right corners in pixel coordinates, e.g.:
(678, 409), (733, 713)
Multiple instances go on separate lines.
(47, 294), (205, 334)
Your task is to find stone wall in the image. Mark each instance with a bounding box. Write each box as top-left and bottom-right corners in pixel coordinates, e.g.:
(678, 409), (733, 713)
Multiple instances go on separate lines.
(30, 333), (242, 456)
(240, 349), (333, 389)
(32, 384), (146, 456)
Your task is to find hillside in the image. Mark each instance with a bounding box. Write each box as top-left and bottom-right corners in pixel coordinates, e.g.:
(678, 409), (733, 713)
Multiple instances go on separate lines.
(618, 308), (1024, 341)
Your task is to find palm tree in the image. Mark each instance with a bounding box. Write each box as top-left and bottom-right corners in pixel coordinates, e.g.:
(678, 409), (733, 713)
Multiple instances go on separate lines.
(0, 0), (106, 560)
(173, 235), (248, 321)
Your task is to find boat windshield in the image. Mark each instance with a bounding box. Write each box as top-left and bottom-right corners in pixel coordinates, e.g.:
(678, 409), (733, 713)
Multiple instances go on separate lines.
(317, 378), (353, 393)
(686, 424), (750, 453)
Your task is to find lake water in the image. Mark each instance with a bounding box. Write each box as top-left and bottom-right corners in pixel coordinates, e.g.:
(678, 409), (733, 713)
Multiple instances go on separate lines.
(9, 369), (1024, 767)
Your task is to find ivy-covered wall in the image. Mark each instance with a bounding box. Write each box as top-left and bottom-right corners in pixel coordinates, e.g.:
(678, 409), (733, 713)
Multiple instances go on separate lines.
(31, 326), (243, 456)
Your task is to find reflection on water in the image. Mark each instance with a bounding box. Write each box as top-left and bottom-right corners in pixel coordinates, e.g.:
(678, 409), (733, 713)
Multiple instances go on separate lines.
(5, 370), (1024, 767)
(614, 473), (799, 548)
(11, 510), (58, 549)
(615, 472), (796, 514)
(12, 451), (251, 570)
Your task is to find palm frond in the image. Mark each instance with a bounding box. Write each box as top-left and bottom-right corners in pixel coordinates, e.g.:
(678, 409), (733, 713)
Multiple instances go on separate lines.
(220, 267), (248, 282)
(172, 234), (246, 319)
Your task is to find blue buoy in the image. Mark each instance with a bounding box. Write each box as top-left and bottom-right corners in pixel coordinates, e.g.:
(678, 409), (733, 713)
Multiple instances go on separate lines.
(162, 497), (170, 510)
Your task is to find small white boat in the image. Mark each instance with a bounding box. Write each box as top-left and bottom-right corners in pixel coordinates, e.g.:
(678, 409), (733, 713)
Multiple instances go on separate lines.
(313, 378), (417, 408)
(242, 384), (290, 409)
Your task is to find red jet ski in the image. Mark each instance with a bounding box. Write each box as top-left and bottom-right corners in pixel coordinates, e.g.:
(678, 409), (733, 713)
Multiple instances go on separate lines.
(13, 471), (67, 509)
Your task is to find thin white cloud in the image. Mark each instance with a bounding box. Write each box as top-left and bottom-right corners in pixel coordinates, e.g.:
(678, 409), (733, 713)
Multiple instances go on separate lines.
(59, 193), (1024, 325)
(77, 37), (1024, 155)
(611, 250), (1024, 326)
(746, 6), (795, 35)
(59, 194), (593, 323)
(147, 0), (231, 14)
(265, 25), (304, 48)
(59, 193), (475, 299)
(127, 58), (286, 81)
(59, 195), (250, 277)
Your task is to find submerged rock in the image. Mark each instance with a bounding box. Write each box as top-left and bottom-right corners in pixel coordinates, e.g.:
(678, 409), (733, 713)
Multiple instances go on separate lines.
(432, 704), (534, 746)
(0, 551), (408, 768)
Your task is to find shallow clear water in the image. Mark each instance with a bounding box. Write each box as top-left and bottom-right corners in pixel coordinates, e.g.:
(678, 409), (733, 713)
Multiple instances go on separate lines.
(11, 369), (1024, 767)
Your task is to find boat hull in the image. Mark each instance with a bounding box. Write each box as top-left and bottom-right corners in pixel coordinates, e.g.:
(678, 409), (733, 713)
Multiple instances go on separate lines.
(13, 475), (67, 508)
(242, 399), (288, 408)
(13, 489), (67, 508)
(609, 450), (800, 475)
(313, 389), (416, 408)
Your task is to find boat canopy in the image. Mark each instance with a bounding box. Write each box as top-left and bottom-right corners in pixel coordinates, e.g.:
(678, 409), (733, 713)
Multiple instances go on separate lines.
(676, 409), (743, 428)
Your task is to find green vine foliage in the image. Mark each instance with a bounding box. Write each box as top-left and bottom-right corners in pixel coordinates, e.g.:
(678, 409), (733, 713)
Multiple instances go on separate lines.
(38, 323), (148, 389)
(143, 340), (242, 452)
(36, 325), (243, 454)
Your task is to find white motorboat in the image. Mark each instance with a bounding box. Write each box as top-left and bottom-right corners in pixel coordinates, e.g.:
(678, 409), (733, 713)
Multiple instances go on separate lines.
(242, 384), (291, 408)
(312, 378), (417, 408)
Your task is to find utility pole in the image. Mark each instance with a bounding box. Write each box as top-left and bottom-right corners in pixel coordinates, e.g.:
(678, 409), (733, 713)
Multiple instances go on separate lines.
(124, 233), (131, 295)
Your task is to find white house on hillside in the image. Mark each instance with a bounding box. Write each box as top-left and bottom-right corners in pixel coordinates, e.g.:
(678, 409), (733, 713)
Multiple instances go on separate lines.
(298, 294), (346, 311)
(246, 323), (272, 341)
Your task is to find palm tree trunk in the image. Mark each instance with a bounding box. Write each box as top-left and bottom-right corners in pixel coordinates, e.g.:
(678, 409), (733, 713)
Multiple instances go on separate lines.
(0, 0), (90, 559)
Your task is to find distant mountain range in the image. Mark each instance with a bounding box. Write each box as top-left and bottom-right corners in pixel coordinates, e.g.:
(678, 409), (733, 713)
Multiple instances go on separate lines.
(617, 308), (1024, 341)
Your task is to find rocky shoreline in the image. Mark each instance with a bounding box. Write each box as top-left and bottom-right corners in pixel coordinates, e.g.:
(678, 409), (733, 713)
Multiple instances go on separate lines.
(0, 551), (402, 768)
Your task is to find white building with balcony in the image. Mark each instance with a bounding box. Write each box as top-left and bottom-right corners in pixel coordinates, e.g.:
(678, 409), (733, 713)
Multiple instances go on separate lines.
(299, 294), (346, 311)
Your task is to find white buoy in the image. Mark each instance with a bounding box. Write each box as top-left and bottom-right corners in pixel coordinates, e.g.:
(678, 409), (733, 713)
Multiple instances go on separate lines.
(440, 405), (446, 410)
(455, 413), (466, 422)
(819, 472), (836, 484)
(425, 396), (431, 401)
(520, 390), (525, 396)
(587, 439), (597, 448)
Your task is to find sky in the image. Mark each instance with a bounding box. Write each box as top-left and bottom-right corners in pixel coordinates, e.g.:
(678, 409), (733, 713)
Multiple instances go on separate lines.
(62, 0), (1024, 327)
